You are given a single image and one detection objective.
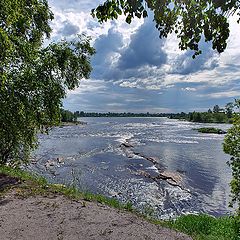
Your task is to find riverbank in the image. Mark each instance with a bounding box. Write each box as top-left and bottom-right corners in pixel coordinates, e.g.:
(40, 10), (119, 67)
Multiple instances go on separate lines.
(29, 118), (235, 228)
(0, 166), (191, 240)
(60, 120), (87, 126)
(0, 166), (239, 240)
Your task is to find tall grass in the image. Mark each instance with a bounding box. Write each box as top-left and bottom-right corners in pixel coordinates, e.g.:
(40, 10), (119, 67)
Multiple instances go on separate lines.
(167, 214), (240, 240)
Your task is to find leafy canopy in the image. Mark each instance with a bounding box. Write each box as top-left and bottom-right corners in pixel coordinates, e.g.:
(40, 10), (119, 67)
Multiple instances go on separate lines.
(0, 0), (95, 165)
(223, 100), (240, 215)
(92, 0), (240, 57)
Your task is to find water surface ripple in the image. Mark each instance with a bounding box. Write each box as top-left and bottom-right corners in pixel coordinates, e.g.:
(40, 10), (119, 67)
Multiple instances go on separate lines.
(30, 117), (232, 219)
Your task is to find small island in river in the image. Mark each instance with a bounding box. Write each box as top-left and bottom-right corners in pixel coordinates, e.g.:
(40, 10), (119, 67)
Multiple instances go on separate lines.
(194, 127), (227, 134)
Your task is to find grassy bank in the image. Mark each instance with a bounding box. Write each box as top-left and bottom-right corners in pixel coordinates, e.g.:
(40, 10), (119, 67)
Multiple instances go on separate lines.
(166, 214), (239, 240)
(0, 165), (132, 211)
(0, 165), (239, 240)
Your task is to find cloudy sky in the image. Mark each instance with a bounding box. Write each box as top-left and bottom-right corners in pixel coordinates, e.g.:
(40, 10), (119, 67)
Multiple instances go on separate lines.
(48, 0), (240, 113)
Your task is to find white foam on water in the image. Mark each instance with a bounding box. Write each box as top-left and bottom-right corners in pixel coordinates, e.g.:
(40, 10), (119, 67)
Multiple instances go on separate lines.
(146, 137), (198, 144)
(146, 165), (159, 173)
(114, 133), (135, 144)
(181, 135), (223, 140)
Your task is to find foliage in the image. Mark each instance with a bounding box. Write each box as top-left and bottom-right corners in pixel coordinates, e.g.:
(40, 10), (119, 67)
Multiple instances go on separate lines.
(168, 214), (240, 240)
(171, 104), (233, 123)
(92, 0), (240, 57)
(74, 108), (231, 123)
(0, 0), (95, 165)
(195, 127), (226, 134)
(223, 100), (240, 215)
(61, 109), (77, 122)
(213, 105), (221, 113)
(188, 111), (229, 123)
(226, 102), (234, 118)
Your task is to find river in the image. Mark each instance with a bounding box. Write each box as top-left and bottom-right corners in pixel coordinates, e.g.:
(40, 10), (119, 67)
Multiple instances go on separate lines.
(30, 117), (233, 219)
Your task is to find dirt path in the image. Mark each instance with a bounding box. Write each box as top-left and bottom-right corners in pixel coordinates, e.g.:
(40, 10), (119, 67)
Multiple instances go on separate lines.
(0, 190), (192, 240)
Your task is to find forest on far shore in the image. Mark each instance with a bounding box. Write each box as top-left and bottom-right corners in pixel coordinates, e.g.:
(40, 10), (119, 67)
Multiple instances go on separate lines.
(62, 103), (234, 124)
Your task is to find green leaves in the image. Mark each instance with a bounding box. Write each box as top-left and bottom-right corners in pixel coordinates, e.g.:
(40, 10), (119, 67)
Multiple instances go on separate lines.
(143, 10), (148, 18)
(223, 100), (240, 215)
(92, 0), (240, 56)
(0, 1), (95, 165)
(92, 0), (147, 24)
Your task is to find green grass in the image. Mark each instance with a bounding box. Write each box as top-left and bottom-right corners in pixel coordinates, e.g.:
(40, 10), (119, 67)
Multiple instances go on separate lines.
(0, 164), (48, 189)
(166, 214), (240, 240)
(0, 165), (133, 211)
(1, 165), (239, 240)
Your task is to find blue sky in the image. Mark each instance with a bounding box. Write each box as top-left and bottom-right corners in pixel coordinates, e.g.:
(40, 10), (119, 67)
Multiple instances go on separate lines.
(49, 0), (240, 113)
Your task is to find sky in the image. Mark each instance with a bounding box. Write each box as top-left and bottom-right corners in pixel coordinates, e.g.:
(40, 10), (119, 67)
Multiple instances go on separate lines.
(48, 0), (240, 113)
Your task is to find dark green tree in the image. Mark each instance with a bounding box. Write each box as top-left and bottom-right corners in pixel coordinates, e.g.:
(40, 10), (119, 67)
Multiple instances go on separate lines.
(189, 112), (193, 121)
(0, 0), (95, 165)
(223, 100), (240, 215)
(79, 111), (85, 117)
(61, 109), (77, 122)
(192, 112), (202, 122)
(213, 105), (220, 113)
(225, 102), (234, 118)
(92, 0), (240, 57)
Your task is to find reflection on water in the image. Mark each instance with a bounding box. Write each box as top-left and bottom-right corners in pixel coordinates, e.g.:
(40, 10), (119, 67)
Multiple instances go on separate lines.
(30, 117), (233, 219)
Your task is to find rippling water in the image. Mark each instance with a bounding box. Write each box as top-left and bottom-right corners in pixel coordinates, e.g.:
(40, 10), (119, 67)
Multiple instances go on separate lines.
(30, 117), (233, 219)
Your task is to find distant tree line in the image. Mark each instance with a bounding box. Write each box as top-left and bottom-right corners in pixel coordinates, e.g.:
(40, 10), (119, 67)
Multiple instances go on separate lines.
(70, 103), (234, 124)
(73, 111), (174, 118)
(170, 104), (234, 123)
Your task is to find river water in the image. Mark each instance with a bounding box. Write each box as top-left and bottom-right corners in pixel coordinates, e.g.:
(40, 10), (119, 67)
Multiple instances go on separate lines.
(30, 117), (233, 219)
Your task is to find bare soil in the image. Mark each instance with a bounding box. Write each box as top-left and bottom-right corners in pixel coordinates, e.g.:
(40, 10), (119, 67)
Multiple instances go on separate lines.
(0, 177), (192, 240)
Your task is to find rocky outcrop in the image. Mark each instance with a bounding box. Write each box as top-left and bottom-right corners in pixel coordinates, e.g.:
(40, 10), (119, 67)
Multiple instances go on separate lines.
(119, 140), (185, 190)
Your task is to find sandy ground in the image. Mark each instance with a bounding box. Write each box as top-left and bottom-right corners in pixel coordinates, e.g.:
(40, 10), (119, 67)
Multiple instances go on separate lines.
(0, 190), (192, 240)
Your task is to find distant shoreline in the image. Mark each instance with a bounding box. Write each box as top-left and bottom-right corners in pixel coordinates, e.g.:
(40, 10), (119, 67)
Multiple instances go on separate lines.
(72, 108), (232, 124)
(76, 116), (232, 125)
